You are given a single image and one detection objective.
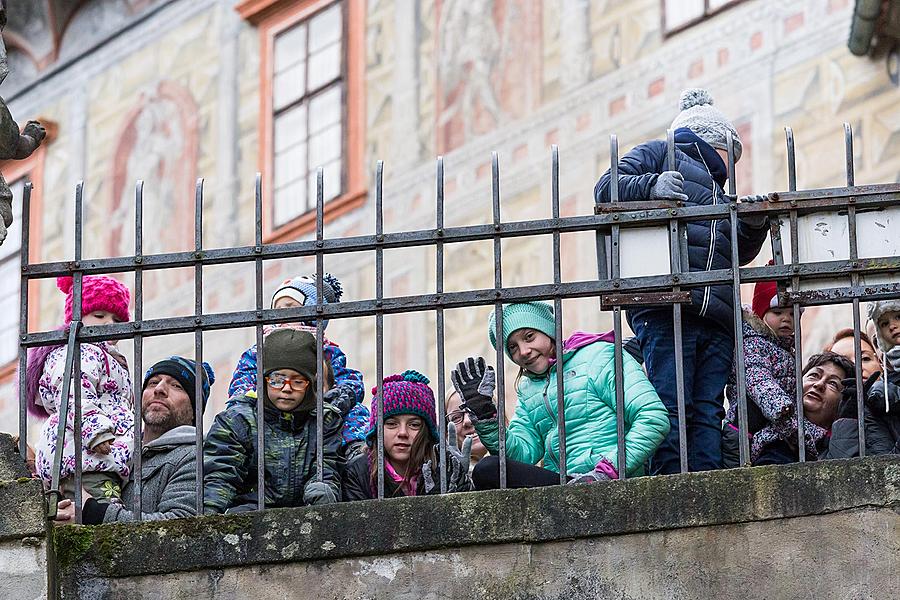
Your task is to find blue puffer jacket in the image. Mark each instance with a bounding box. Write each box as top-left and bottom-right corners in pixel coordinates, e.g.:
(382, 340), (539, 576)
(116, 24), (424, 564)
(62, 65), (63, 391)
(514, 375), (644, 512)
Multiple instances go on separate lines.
(594, 128), (768, 331)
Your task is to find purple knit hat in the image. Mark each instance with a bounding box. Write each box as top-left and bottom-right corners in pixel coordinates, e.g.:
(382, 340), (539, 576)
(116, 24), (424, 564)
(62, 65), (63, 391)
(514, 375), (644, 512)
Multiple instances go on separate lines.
(366, 370), (438, 444)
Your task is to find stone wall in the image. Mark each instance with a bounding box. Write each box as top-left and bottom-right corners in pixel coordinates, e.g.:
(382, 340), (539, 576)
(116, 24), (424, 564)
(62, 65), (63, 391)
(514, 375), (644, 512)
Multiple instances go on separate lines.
(0, 434), (47, 600)
(52, 456), (900, 599)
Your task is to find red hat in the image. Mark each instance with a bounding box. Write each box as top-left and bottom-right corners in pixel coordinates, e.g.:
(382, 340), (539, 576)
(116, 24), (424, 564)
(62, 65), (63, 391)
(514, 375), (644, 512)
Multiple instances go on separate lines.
(751, 279), (778, 319)
(57, 275), (131, 325)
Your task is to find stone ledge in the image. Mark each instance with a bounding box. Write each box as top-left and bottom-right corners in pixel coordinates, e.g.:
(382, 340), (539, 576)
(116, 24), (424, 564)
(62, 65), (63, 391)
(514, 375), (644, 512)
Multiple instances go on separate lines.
(0, 434), (46, 542)
(55, 456), (900, 581)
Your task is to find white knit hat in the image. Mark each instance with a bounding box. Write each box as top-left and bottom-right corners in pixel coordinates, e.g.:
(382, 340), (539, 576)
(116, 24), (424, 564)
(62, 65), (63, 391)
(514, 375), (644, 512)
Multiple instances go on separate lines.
(867, 299), (900, 353)
(671, 88), (742, 162)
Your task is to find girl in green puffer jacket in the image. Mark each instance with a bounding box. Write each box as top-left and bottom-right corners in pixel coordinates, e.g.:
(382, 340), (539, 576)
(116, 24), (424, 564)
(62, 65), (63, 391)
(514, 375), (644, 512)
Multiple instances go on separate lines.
(453, 302), (669, 489)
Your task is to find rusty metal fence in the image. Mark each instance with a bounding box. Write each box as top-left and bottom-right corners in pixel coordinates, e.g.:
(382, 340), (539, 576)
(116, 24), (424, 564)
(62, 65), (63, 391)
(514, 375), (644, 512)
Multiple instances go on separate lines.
(16, 122), (900, 522)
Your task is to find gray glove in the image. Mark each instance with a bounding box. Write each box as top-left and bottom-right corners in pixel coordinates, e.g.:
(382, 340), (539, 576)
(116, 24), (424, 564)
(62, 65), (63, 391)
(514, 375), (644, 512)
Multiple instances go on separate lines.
(303, 481), (337, 505)
(649, 171), (688, 201)
(423, 422), (473, 494)
(738, 194), (769, 228)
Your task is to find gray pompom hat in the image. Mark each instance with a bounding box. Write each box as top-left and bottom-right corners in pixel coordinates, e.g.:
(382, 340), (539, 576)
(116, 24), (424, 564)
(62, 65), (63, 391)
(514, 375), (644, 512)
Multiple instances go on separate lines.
(670, 88), (742, 163)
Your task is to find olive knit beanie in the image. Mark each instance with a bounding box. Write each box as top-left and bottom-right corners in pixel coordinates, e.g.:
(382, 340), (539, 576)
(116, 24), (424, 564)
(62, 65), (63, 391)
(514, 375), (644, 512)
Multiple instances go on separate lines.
(261, 328), (318, 400)
(488, 301), (557, 358)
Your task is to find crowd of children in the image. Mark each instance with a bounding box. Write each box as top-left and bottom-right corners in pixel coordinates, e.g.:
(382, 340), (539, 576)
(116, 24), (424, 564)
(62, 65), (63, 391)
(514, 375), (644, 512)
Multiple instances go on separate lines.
(24, 87), (900, 520)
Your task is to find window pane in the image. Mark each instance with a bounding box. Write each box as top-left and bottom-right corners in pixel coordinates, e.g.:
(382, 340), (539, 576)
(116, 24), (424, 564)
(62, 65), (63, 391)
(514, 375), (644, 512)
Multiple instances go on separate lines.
(274, 104), (307, 153)
(273, 61), (306, 111)
(274, 142), (307, 189)
(308, 42), (341, 90)
(309, 4), (341, 53)
(665, 0), (704, 30)
(274, 23), (307, 73)
(308, 122), (342, 167)
(309, 84), (342, 135)
(274, 179), (307, 226)
(308, 158), (341, 204)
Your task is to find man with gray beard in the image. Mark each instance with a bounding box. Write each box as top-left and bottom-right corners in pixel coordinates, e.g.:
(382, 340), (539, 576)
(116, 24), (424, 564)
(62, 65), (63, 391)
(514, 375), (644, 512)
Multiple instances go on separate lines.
(55, 357), (214, 523)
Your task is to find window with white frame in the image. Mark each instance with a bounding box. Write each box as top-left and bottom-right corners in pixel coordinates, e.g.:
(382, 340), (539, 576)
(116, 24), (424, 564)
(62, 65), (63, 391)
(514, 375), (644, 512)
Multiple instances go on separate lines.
(271, 1), (344, 228)
(663, 0), (743, 34)
(0, 178), (25, 365)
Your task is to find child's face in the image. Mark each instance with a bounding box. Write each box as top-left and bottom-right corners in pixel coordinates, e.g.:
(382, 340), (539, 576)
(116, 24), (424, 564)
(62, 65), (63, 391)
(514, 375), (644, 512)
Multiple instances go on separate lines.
(265, 368), (310, 411)
(506, 328), (555, 374)
(82, 310), (122, 327)
(383, 414), (424, 467)
(274, 297), (303, 310)
(763, 307), (794, 338)
(877, 310), (900, 348)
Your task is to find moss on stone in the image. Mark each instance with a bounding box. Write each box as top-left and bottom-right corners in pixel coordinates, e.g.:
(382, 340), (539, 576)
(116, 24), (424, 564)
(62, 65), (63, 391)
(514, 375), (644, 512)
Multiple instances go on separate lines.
(53, 526), (95, 572)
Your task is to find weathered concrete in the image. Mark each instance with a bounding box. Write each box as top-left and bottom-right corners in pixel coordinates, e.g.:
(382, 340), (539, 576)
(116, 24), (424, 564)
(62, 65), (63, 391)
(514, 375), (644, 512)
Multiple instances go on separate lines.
(54, 457), (900, 599)
(0, 433), (47, 599)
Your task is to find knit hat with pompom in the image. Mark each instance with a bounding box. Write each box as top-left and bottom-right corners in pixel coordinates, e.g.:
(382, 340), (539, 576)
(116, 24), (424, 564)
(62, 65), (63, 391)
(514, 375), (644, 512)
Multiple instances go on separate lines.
(670, 88), (742, 162)
(57, 275), (130, 325)
(271, 273), (343, 330)
(366, 370), (438, 444)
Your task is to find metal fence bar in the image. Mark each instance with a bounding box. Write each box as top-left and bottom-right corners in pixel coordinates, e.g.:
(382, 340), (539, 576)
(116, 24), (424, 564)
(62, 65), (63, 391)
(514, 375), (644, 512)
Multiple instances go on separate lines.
(725, 131), (751, 467)
(608, 135), (627, 479)
(193, 178), (205, 514)
(375, 161), (385, 499)
(17, 182), (32, 458)
(72, 181), (84, 523)
(784, 133), (806, 464)
(315, 168), (325, 484)
(843, 123), (867, 457)
(491, 152), (507, 489)
(550, 146), (567, 484)
(20, 183), (900, 280)
(435, 157), (448, 493)
(254, 173), (265, 510)
(132, 180), (144, 519)
(667, 128), (689, 473)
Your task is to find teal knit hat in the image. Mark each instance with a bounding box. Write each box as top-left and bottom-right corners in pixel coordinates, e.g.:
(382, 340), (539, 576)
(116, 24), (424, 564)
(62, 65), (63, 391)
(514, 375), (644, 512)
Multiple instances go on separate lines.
(488, 302), (557, 358)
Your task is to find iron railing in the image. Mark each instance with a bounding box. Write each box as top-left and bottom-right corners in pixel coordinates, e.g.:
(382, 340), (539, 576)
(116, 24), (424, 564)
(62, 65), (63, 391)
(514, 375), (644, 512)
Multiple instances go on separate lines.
(16, 121), (900, 522)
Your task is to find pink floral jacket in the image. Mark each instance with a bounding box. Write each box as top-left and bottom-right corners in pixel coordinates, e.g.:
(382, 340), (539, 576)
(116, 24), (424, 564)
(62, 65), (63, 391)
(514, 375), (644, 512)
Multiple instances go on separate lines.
(35, 342), (135, 486)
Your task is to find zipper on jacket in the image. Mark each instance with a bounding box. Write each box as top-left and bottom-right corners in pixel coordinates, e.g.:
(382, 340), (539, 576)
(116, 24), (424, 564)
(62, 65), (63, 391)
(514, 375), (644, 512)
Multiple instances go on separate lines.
(693, 142), (719, 317)
(540, 371), (560, 469)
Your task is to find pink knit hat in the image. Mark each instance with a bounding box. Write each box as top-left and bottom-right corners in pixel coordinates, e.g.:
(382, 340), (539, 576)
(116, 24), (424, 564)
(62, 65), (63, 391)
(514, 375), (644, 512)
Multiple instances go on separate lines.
(57, 275), (131, 324)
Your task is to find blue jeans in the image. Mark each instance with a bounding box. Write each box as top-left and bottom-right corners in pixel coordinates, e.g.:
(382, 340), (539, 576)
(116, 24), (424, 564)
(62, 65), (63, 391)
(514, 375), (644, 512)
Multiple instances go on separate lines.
(631, 309), (733, 474)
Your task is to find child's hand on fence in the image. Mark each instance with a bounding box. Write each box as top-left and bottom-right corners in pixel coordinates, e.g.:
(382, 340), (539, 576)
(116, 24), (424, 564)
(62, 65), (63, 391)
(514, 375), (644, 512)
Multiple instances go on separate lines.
(736, 194), (770, 227)
(422, 422), (474, 494)
(451, 357), (497, 421)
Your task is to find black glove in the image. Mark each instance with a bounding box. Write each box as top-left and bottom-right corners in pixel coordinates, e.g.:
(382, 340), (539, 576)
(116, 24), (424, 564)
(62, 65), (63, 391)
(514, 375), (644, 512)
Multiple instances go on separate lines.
(450, 357), (497, 421)
(867, 378), (900, 416)
(839, 372), (881, 419)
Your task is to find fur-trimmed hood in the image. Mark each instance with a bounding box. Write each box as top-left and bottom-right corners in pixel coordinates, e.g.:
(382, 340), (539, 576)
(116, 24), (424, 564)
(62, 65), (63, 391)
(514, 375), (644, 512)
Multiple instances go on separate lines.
(742, 308), (793, 351)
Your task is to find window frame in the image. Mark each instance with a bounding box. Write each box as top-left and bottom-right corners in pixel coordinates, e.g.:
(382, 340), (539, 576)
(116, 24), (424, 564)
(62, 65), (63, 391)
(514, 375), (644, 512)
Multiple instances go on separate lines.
(238, 0), (366, 243)
(0, 131), (52, 380)
(661, 0), (746, 37)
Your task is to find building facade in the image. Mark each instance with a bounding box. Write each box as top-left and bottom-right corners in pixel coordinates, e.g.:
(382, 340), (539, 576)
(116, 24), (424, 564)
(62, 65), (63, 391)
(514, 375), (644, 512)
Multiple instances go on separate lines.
(1, 0), (897, 433)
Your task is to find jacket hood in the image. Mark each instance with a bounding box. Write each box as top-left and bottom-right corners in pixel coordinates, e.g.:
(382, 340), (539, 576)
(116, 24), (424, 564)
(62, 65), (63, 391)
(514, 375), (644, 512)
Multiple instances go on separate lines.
(742, 308), (793, 350)
(530, 331), (615, 378)
(146, 424), (196, 449)
(674, 128), (728, 187)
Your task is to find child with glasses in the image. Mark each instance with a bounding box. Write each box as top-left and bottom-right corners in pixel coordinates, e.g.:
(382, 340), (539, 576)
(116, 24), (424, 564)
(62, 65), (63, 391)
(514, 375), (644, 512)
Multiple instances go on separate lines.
(203, 329), (342, 513)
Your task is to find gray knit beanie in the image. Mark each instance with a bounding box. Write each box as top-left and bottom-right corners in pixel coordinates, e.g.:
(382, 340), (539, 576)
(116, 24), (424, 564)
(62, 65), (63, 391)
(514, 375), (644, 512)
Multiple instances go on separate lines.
(670, 88), (742, 162)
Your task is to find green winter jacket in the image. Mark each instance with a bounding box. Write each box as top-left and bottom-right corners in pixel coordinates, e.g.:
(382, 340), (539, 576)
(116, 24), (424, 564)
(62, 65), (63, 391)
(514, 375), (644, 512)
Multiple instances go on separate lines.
(475, 340), (669, 477)
(202, 391), (342, 513)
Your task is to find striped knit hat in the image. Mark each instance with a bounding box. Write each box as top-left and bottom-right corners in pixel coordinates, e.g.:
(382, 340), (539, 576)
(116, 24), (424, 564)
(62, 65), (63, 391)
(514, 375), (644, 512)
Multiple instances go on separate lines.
(366, 370), (438, 443)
